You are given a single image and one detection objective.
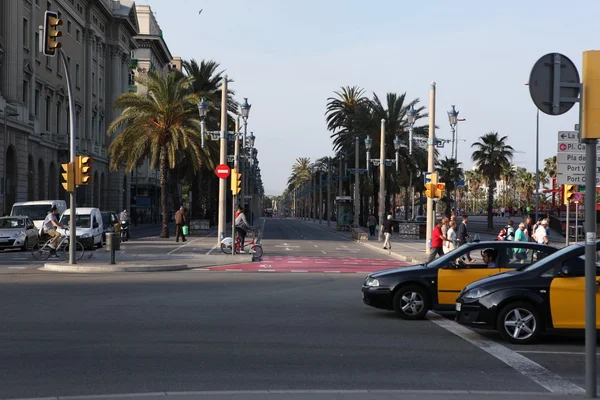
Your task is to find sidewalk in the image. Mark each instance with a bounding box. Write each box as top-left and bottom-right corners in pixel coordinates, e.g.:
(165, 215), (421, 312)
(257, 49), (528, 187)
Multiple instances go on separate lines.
(299, 218), (498, 264)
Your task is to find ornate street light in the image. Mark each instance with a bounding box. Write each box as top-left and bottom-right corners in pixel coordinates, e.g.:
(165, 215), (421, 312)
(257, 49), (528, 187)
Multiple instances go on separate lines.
(197, 97), (209, 147)
(240, 97), (251, 120)
(248, 132), (255, 148)
(393, 135), (401, 172)
(365, 135), (372, 174)
(407, 104), (416, 126)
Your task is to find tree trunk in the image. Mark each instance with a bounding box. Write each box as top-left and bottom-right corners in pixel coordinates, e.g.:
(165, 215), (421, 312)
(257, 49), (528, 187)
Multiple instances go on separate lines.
(160, 149), (169, 238)
(487, 178), (495, 230)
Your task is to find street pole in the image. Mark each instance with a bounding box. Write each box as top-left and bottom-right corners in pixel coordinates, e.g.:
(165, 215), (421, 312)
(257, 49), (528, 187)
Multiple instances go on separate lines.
(242, 117), (248, 212)
(327, 158), (331, 227)
(319, 171), (323, 224)
(58, 48), (77, 264)
(312, 172), (316, 223)
(575, 201), (578, 243)
(409, 124), (414, 220)
(535, 108), (540, 222)
(378, 119), (385, 228)
(232, 117), (240, 255)
(454, 123), (459, 214)
(338, 155), (342, 198)
(425, 82), (436, 254)
(217, 76), (228, 245)
(450, 125), (456, 165)
(354, 136), (360, 227)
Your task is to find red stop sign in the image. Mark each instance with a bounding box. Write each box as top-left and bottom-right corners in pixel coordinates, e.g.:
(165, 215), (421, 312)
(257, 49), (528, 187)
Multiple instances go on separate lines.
(215, 164), (231, 179)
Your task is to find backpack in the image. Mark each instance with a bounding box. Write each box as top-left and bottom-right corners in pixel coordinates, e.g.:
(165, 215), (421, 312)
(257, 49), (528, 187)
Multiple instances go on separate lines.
(497, 227), (507, 241)
(497, 225), (514, 241)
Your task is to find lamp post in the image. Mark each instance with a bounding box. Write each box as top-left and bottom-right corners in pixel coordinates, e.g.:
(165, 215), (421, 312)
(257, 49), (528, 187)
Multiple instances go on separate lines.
(448, 105), (466, 215)
(327, 157), (332, 226)
(354, 136), (360, 227)
(365, 135), (372, 214)
(247, 133), (256, 223)
(407, 105), (416, 220)
(240, 98), (251, 207)
(217, 77), (229, 245)
(197, 97), (208, 147)
(378, 119), (386, 228)
(392, 135), (401, 218)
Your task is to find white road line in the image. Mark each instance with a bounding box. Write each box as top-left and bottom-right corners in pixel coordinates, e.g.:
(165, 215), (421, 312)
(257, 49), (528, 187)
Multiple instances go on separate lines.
(314, 245), (318, 248)
(225, 269), (242, 272)
(8, 266), (27, 269)
(206, 244), (218, 255)
(324, 271), (341, 273)
(287, 261), (302, 263)
(315, 261), (330, 264)
(322, 250), (326, 254)
(427, 312), (584, 395)
(291, 270), (308, 272)
(258, 269), (275, 272)
(168, 232), (214, 255)
(517, 350), (600, 356)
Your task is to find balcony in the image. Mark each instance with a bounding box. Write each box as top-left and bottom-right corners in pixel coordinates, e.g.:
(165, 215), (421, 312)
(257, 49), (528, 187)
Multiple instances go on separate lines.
(128, 85), (138, 93)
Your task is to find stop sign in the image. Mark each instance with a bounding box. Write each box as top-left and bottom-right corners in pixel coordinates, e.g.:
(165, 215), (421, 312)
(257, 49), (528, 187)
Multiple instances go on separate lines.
(215, 164), (231, 179)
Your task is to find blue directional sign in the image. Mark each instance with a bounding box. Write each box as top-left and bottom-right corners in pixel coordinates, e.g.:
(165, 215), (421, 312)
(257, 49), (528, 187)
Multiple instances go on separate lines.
(457, 179), (465, 188)
(424, 172), (436, 184)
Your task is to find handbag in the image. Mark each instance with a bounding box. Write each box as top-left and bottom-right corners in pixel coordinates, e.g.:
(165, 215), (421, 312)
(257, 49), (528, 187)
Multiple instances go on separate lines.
(182, 225), (189, 236)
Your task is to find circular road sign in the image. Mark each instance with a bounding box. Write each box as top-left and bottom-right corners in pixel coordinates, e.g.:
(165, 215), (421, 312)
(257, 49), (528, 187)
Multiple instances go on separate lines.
(215, 164), (231, 179)
(529, 53), (580, 116)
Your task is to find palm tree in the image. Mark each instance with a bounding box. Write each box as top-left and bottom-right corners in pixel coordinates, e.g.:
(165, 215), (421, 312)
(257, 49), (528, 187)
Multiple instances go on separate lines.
(287, 157), (312, 191)
(107, 71), (204, 238)
(182, 59), (238, 117)
(517, 169), (536, 204)
(543, 156), (557, 180)
(471, 132), (514, 229)
(500, 164), (517, 206)
(435, 156), (463, 215)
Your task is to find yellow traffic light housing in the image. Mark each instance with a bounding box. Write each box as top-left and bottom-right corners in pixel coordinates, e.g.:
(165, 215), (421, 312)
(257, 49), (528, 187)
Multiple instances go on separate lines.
(230, 168), (242, 195)
(564, 184), (577, 203)
(43, 11), (62, 56)
(76, 155), (93, 185)
(61, 162), (75, 192)
(424, 182), (436, 198)
(436, 183), (446, 198)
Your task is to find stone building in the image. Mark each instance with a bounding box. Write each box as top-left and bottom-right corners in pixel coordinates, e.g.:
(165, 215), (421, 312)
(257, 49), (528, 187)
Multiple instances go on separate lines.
(0, 0), (139, 215)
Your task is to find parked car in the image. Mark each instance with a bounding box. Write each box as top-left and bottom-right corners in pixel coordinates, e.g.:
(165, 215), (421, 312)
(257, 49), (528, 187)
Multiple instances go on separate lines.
(455, 241), (600, 344)
(0, 216), (38, 251)
(10, 200), (67, 230)
(101, 211), (120, 243)
(58, 208), (103, 249)
(362, 241), (558, 320)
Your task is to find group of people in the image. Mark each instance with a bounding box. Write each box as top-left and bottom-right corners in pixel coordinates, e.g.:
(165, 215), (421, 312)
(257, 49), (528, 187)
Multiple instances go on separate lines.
(429, 215), (476, 262)
(498, 217), (550, 245)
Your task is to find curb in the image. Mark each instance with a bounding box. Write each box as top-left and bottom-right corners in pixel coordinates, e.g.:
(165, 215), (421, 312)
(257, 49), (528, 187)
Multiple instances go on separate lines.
(40, 263), (190, 273)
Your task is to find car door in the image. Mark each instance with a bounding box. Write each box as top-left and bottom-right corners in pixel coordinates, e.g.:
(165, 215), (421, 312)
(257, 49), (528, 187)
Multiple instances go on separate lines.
(437, 246), (501, 305)
(549, 255), (600, 329)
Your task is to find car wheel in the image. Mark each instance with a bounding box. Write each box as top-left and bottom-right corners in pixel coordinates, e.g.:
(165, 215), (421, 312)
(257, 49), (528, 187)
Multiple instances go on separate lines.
(393, 284), (430, 320)
(21, 238), (28, 251)
(497, 301), (542, 344)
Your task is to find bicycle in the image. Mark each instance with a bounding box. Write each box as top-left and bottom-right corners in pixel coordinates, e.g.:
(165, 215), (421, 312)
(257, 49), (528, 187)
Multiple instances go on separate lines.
(220, 228), (263, 258)
(31, 228), (85, 261)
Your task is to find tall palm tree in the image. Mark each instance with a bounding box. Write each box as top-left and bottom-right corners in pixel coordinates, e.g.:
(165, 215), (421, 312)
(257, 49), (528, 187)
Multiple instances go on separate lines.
(435, 156), (463, 215)
(543, 156), (557, 180)
(287, 157), (312, 191)
(500, 164), (517, 206)
(107, 71), (204, 238)
(471, 132), (514, 229)
(517, 170), (536, 204)
(182, 59), (238, 117)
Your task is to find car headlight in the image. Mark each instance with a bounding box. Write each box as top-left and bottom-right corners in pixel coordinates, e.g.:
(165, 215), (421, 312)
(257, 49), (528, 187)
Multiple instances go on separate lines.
(14, 231), (25, 237)
(79, 233), (92, 238)
(462, 288), (491, 299)
(365, 277), (380, 287)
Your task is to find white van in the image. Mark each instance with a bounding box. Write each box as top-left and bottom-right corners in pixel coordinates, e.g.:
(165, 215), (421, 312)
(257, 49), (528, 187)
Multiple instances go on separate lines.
(11, 200), (67, 230)
(57, 207), (103, 249)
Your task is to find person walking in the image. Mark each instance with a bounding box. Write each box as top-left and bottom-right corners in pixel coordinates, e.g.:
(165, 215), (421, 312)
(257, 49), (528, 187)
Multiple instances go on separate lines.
(443, 220), (457, 254)
(381, 215), (393, 249)
(535, 219), (549, 245)
(457, 215), (475, 263)
(367, 213), (377, 237)
(428, 219), (444, 261)
(524, 217), (534, 242)
(514, 222), (528, 263)
(174, 206), (187, 243)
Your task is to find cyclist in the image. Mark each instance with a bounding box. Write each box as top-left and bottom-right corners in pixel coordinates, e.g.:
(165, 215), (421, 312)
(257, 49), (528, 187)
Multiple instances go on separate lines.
(234, 206), (253, 253)
(42, 206), (65, 252)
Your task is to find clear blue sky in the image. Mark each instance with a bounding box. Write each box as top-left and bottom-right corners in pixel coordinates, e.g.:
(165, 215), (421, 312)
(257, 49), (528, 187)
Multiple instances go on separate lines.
(145, 0), (600, 195)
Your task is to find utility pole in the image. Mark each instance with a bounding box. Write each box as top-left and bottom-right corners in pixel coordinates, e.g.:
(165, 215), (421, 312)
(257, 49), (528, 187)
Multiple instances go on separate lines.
(378, 119), (386, 227)
(327, 158), (331, 227)
(425, 82), (436, 254)
(217, 76), (228, 245)
(354, 136), (360, 227)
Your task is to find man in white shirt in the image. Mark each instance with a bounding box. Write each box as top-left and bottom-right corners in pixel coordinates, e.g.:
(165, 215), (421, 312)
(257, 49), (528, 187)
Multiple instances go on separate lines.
(42, 206), (64, 250)
(536, 220), (549, 244)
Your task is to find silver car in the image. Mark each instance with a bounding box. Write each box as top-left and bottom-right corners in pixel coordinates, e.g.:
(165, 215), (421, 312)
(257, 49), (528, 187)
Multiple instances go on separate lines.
(0, 216), (38, 251)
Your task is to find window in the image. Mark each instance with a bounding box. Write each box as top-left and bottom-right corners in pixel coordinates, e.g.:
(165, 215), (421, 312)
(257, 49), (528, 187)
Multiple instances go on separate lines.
(34, 32), (40, 58)
(35, 0), (39, 6)
(46, 1), (51, 11)
(57, 11), (62, 20)
(45, 97), (51, 131)
(75, 63), (80, 87)
(22, 80), (28, 104)
(56, 102), (61, 134)
(57, 56), (61, 76)
(67, 20), (71, 35)
(98, 77), (102, 99)
(34, 89), (40, 116)
(76, 28), (80, 42)
(23, 18), (28, 47)
(92, 72), (95, 94)
(502, 245), (554, 269)
(46, 55), (51, 69)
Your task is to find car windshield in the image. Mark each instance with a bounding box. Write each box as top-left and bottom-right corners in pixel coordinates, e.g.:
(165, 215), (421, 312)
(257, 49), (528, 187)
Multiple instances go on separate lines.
(0, 218), (25, 229)
(11, 205), (51, 220)
(59, 214), (91, 228)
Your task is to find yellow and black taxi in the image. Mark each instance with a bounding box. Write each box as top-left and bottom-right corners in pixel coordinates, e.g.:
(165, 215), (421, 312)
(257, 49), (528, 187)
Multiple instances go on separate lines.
(456, 241), (600, 344)
(362, 241), (557, 320)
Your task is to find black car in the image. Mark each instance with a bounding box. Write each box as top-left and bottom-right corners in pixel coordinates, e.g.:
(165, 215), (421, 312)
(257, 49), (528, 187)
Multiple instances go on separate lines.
(456, 241), (600, 344)
(362, 241), (557, 320)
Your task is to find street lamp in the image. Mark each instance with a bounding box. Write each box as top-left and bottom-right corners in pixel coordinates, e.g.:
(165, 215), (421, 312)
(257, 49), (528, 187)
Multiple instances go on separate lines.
(448, 105), (459, 158)
(364, 135), (372, 174)
(407, 105), (417, 220)
(239, 98), (251, 212)
(248, 132), (255, 148)
(197, 97), (208, 147)
(393, 135), (401, 173)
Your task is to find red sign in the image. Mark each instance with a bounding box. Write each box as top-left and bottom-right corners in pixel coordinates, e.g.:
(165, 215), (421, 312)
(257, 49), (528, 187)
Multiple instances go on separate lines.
(215, 164), (231, 179)
(559, 143), (567, 151)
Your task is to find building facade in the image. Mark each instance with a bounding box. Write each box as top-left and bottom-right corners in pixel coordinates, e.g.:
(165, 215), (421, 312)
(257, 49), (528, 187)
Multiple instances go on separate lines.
(0, 0), (139, 215)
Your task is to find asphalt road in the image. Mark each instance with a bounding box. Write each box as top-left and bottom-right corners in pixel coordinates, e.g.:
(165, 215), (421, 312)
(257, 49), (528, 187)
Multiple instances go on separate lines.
(0, 218), (597, 399)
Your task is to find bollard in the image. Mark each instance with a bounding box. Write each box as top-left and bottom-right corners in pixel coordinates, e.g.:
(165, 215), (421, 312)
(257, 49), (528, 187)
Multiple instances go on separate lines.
(106, 232), (120, 264)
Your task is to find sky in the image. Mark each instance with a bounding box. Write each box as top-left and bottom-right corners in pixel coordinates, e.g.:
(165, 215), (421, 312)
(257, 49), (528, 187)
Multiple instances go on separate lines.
(144, 0), (600, 195)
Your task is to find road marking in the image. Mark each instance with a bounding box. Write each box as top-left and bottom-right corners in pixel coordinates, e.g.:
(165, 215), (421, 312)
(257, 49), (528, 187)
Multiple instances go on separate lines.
(322, 250), (326, 254)
(287, 261), (302, 263)
(291, 270), (308, 272)
(324, 271), (341, 273)
(274, 245), (300, 248)
(8, 266), (27, 269)
(168, 232), (214, 255)
(517, 350), (600, 356)
(225, 269), (242, 272)
(315, 261), (330, 264)
(427, 312), (584, 395)
(206, 244), (218, 255)
(258, 269), (275, 272)
(314, 245), (318, 248)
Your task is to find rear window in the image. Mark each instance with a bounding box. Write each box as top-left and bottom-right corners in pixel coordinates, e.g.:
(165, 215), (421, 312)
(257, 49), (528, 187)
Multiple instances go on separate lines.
(11, 205), (52, 220)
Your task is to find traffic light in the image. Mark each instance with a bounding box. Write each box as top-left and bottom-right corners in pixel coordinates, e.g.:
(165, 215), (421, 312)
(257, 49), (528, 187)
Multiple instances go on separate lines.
(230, 168), (242, 195)
(435, 183), (446, 198)
(75, 155), (93, 185)
(424, 182), (436, 198)
(43, 11), (62, 56)
(61, 162), (75, 192)
(564, 184), (577, 203)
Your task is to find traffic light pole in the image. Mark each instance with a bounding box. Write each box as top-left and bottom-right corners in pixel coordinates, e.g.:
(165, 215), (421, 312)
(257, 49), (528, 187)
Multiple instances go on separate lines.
(232, 118), (240, 255)
(565, 200), (569, 246)
(58, 48), (77, 264)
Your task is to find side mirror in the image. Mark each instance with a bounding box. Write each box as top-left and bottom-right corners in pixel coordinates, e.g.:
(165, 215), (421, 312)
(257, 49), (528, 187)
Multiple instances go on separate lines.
(559, 265), (572, 277)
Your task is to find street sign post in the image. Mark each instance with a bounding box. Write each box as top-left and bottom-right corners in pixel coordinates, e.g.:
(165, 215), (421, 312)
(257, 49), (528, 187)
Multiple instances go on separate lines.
(529, 53), (580, 116)
(215, 164), (231, 179)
